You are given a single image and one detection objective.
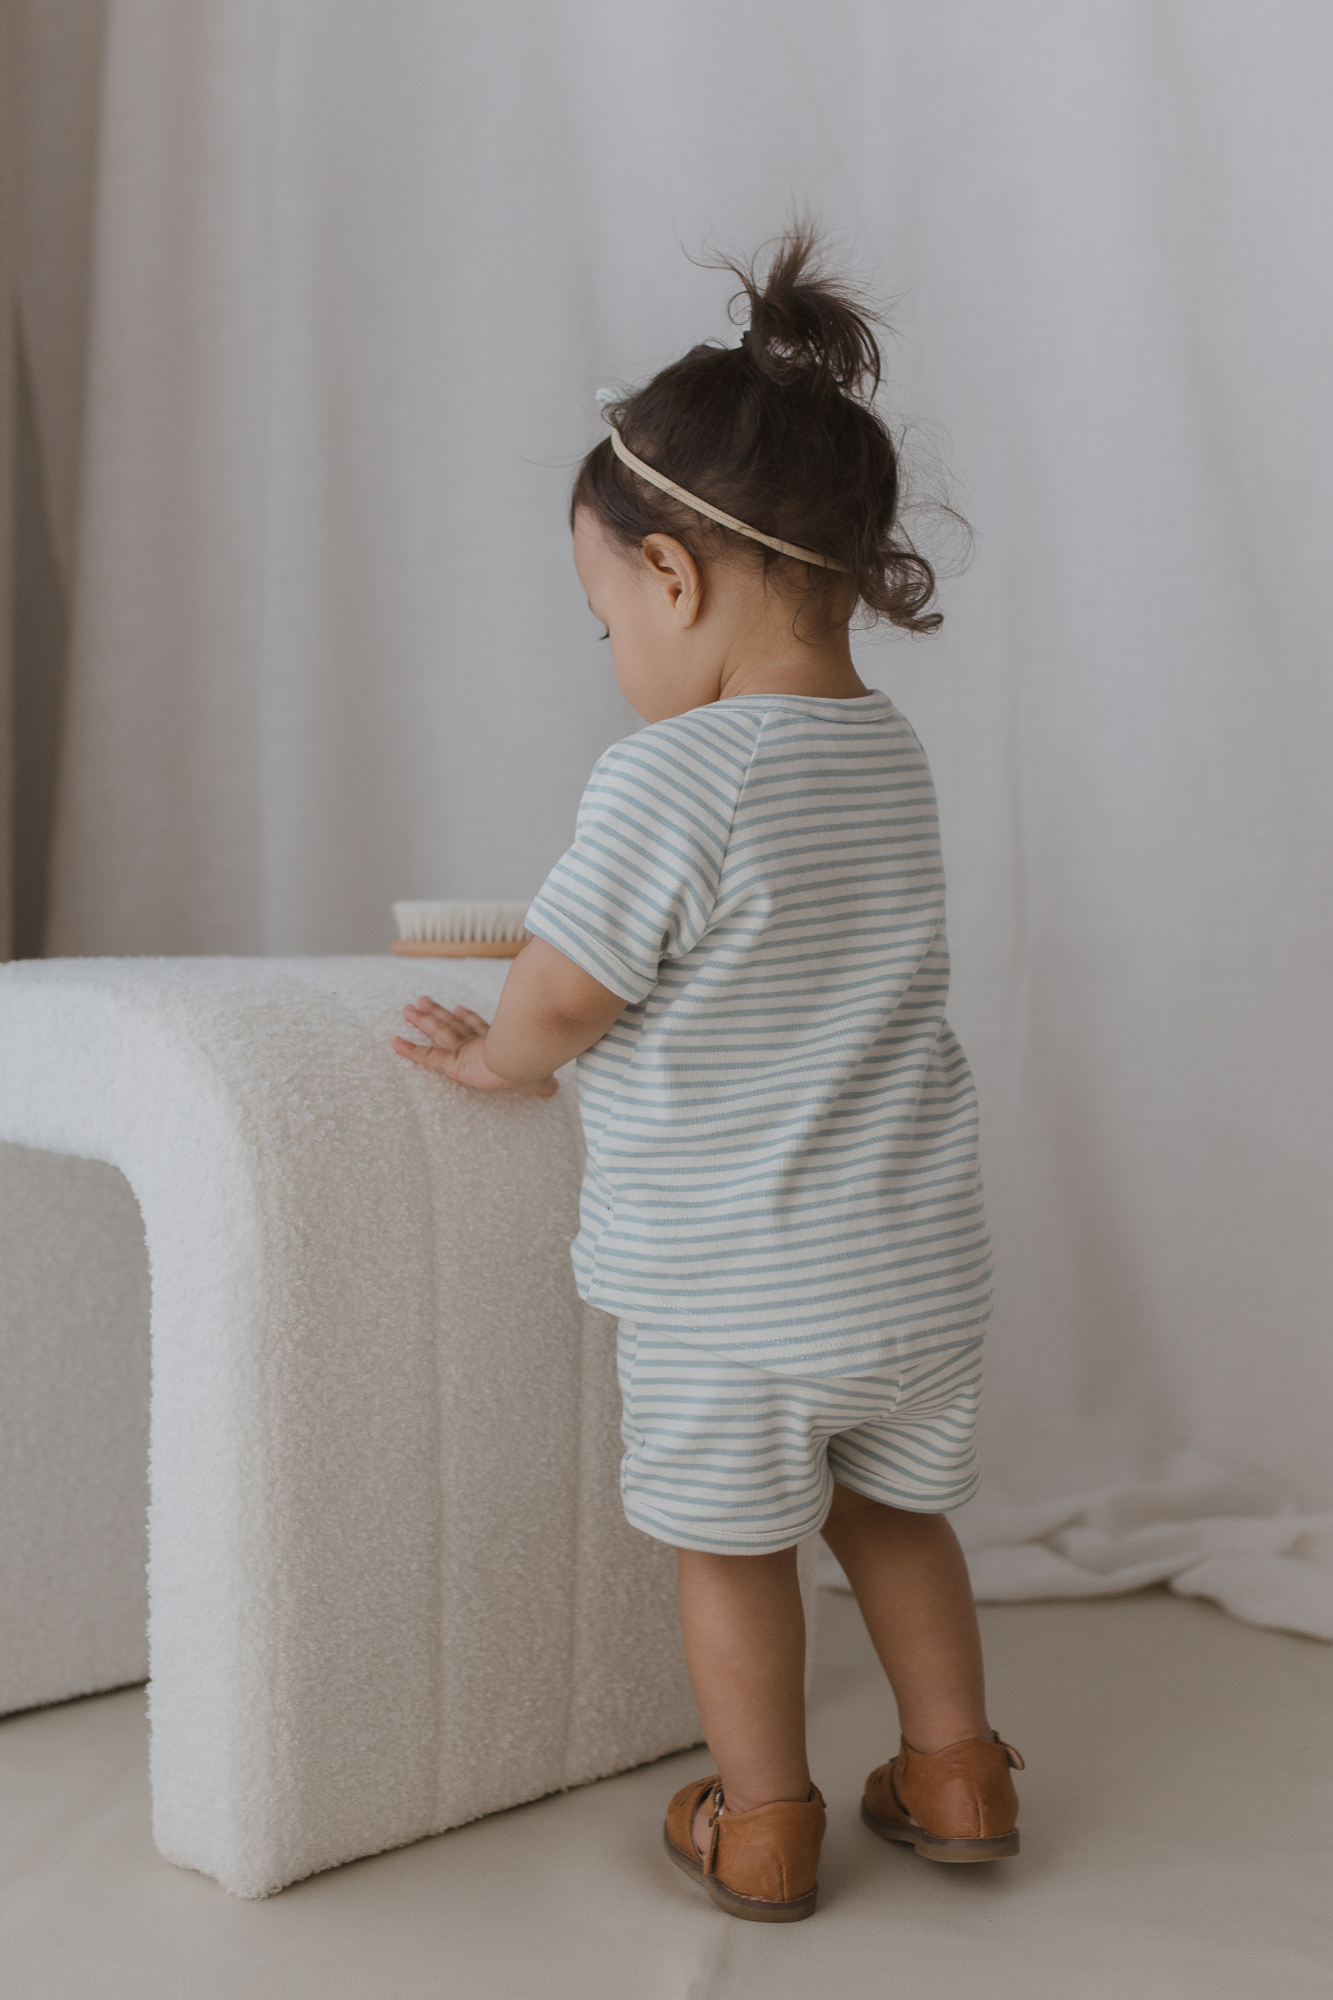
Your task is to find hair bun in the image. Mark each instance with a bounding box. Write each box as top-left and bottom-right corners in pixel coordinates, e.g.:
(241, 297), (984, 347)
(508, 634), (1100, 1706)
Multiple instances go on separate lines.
(730, 227), (882, 403)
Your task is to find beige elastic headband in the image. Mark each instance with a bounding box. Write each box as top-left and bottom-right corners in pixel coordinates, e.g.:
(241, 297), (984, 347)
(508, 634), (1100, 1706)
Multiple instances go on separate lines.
(609, 427), (846, 572)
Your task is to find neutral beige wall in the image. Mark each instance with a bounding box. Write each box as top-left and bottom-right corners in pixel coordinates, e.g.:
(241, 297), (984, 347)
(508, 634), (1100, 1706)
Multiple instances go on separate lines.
(9, 0), (106, 957)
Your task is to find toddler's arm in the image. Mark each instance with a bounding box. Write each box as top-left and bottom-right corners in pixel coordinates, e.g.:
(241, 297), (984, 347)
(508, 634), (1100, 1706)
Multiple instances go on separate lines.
(392, 939), (626, 1097)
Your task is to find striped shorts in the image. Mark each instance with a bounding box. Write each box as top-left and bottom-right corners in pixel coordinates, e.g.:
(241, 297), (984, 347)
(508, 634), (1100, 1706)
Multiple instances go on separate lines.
(617, 1322), (984, 1556)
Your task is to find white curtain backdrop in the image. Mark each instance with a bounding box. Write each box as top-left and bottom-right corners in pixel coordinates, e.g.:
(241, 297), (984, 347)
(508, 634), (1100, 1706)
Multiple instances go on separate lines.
(35, 2), (1333, 1625)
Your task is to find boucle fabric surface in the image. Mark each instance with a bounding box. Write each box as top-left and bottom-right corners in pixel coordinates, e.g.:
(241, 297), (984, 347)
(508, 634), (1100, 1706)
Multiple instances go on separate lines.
(0, 1146), (151, 1712)
(0, 956), (702, 1896)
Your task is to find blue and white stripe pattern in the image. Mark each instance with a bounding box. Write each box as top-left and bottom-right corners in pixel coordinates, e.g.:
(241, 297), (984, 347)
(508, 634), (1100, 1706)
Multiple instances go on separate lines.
(526, 690), (991, 1381)
(618, 1323), (984, 1550)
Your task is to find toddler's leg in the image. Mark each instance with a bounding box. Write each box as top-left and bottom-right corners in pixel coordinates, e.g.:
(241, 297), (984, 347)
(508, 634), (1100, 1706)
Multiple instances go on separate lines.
(819, 1482), (989, 1747)
(675, 1545), (810, 1856)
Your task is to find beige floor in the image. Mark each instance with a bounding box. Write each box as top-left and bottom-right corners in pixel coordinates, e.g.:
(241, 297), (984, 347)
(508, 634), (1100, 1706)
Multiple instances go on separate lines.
(1, 1590), (1330, 2000)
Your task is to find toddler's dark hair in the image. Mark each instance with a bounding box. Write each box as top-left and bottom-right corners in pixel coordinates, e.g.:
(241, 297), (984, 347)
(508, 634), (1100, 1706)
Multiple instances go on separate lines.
(572, 228), (949, 634)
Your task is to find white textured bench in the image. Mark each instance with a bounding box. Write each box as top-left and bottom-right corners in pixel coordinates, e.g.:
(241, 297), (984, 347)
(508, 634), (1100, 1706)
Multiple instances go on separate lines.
(0, 956), (702, 1897)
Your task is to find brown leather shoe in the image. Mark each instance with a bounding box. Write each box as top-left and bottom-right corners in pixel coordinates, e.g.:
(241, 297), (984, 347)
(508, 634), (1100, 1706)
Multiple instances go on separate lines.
(663, 1775), (826, 1922)
(862, 1731), (1024, 1862)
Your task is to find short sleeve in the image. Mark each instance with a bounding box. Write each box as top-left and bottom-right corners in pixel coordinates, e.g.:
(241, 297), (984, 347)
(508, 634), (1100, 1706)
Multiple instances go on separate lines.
(525, 714), (750, 1002)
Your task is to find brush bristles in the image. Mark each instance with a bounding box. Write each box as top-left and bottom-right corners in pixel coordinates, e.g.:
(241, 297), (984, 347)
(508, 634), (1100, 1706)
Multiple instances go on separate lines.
(393, 900), (531, 944)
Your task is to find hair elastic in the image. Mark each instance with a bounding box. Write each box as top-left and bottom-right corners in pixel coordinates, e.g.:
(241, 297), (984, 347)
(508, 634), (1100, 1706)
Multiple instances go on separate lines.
(608, 427), (846, 572)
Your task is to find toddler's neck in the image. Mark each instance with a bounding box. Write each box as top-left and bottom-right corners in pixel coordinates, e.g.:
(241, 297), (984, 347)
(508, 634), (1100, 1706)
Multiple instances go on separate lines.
(716, 637), (868, 704)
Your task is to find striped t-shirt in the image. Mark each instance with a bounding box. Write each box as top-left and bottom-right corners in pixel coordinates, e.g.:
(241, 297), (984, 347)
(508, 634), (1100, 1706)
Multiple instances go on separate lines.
(524, 689), (991, 1380)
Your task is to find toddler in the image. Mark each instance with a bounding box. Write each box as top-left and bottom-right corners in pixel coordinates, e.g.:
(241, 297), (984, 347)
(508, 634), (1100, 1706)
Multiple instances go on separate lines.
(394, 230), (1021, 1923)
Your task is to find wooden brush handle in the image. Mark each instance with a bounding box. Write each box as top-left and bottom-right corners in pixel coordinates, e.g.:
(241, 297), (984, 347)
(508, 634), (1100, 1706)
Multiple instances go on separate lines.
(390, 939), (528, 958)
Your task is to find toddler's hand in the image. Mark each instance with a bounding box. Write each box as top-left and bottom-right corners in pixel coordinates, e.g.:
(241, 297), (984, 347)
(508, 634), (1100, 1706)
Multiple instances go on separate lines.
(393, 997), (559, 1097)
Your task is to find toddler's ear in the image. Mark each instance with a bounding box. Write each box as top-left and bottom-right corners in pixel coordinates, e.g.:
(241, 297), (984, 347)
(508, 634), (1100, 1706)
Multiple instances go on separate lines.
(640, 535), (702, 627)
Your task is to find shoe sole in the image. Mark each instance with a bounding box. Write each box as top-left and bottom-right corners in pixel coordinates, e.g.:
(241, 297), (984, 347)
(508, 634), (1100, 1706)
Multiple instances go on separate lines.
(663, 1828), (818, 1921)
(861, 1799), (1019, 1863)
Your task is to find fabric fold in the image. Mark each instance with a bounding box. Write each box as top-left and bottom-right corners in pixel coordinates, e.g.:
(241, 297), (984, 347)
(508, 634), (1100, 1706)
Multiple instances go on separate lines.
(821, 1455), (1333, 1641)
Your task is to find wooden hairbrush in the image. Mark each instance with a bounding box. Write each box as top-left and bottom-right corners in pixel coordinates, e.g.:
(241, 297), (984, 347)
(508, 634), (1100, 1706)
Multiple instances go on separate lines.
(390, 901), (530, 958)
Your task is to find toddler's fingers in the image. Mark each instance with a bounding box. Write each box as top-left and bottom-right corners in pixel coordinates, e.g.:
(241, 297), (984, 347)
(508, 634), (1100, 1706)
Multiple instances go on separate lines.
(405, 1010), (465, 1051)
(451, 1006), (492, 1034)
(393, 1035), (439, 1067)
(405, 996), (450, 1025)
(406, 998), (479, 1041)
